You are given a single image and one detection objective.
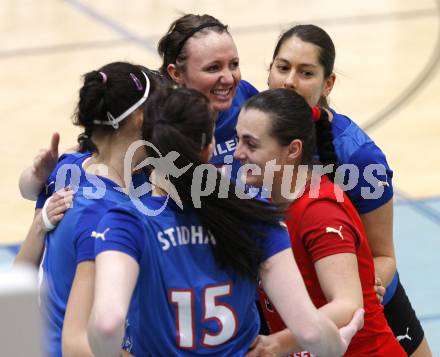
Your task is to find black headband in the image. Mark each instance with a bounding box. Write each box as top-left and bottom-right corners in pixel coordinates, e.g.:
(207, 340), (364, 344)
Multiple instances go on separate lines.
(172, 22), (227, 63)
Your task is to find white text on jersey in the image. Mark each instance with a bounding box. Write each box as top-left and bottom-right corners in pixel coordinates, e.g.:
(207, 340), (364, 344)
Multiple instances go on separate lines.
(213, 139), (236, 157)
(157, 225), (216, 251)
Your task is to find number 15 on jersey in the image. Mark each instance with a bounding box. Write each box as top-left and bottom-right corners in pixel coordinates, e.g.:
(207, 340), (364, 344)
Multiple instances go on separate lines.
(169, 283), (238, 349)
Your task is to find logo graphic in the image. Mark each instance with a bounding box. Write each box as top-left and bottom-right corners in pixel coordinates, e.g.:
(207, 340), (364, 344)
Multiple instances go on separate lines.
(122, 319), (133, 353)
(91, 228), (110, 241)
(124, 140), (192, 216)
(48, 140), (391, 217)
(325, 226), (344, 240)
(396, 327), (412, 342)
(45, 181), (55, 195)
(378, 171), (390, 187)
(279, 221), (288, 229)
(378, 180), (390, 187)
(264, 298), (275, 313)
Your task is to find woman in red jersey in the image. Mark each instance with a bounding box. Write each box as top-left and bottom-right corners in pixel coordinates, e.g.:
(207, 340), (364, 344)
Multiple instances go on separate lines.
(266, 24), (429, 356)
(234, 88), (405, 357)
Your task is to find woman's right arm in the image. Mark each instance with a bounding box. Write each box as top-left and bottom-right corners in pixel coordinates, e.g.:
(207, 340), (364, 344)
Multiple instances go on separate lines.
(62, 261), (96, 357)
(251, 252), (363, 356)
(259, 249), (363, 357)
(14, 209), (45, 267)
(347, 143), (396, 290)
(19, 133), (60, 200)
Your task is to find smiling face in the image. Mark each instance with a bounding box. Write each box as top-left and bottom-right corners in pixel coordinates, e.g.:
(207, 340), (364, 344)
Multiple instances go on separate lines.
(234, 108), (291, 189)
(268, 36), (335, 107)
(170, 31), (241, 113)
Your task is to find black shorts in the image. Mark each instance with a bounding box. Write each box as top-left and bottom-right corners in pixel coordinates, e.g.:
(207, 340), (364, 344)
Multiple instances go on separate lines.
(383, 279), (425, 355)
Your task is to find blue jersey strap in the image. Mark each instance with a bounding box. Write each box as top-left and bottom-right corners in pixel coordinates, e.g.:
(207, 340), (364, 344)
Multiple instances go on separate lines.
(382, 271), (399, 305)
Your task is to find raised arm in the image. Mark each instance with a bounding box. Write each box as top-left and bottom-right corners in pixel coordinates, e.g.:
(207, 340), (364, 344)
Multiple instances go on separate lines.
(19, 133), (60, 200)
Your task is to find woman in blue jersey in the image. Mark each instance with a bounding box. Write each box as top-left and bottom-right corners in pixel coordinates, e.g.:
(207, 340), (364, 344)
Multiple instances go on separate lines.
(266, 24), (431, 356)
(157, 14), (257, 185)
(88, 87), (363, 357)
(19, 62), (161, 357)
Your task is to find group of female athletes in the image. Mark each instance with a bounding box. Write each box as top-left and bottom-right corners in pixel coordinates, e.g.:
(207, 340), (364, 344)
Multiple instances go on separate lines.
(16, 13), (431, 357)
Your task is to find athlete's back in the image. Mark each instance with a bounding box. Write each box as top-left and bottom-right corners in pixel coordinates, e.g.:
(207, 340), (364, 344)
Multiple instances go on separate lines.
(97, 195), (271, 356)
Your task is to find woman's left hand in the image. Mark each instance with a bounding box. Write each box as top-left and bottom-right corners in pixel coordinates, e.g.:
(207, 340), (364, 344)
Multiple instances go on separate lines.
(246, 334), (282, 357)
(374, 276), (386, 304)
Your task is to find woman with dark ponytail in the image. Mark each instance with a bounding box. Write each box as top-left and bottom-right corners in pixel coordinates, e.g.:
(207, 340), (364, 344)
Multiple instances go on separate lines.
(234, 88), (405, 356)
(88, 87), (363, 357)
(267, 24), (430, 356)
(20, 62), (161, 357)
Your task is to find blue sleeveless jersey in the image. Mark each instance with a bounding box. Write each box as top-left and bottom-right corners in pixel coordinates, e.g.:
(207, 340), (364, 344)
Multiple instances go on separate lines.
(39, 153), (131, 357)
(95, 195), (290, 356)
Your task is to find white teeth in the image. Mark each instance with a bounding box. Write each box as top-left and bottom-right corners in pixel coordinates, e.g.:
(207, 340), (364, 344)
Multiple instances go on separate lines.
(212, 89), (230, 96)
